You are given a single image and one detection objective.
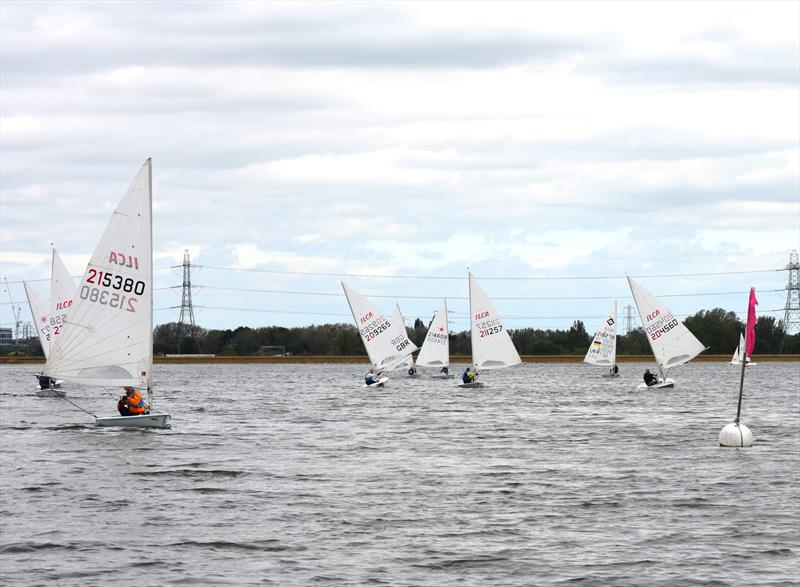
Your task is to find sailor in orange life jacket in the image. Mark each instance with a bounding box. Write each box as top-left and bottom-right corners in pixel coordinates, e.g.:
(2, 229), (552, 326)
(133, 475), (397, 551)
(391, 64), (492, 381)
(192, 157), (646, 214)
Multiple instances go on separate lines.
(117, 386), (148, 416)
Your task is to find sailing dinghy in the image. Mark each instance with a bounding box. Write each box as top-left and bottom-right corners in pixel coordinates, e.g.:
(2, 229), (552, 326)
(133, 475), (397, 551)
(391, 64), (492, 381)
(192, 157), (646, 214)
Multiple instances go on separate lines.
(44, 159), (170, 428)
(341, 281), (418, 387)
(416, 299), (452, 378)
(729, 333), (756, 366)
(627, 276), (705, 389)
(392, 304), (419, 377)
(459, 273), (521, 388)
(23, 249), (75, 396)
(584, 301), (619, 378)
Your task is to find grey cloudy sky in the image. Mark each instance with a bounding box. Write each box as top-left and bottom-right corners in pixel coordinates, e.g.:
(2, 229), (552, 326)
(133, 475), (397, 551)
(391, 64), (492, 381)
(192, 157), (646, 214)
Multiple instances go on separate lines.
(1, 0), (798, 334)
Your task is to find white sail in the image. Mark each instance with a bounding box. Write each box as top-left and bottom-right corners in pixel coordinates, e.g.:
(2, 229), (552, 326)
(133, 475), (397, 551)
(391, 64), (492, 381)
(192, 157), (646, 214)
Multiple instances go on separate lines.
(392, 304), (415, 370)
(48, 249), (77, 351)
(45, 160), (153, 388)
(584, 301), (617, 366)
(23, 281), (52, 359)
(627, 276), (705, 372)
(730, 333), (753, 365)
(731, 333), (744, 364)
(416, 298), (450, 368)
(341, 282), (417, 372)
(469, 273), (521, 371)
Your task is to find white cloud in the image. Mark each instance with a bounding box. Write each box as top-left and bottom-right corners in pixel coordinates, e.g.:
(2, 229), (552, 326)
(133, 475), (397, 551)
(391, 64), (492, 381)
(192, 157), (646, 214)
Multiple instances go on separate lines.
(1, 0), (797, 330)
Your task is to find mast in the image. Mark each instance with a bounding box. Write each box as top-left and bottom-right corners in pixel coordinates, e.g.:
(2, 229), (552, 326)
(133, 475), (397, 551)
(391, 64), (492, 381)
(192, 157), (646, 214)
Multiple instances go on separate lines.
(734, 346), (746, 424)
(735, 287), (757, 424)
(468, 272), (476, 371)
(444, 297), (449, 368)
(147, 158), (154, 410)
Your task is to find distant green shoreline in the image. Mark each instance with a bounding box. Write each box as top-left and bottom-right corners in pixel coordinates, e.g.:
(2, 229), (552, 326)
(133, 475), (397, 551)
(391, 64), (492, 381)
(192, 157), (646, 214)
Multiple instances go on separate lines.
(2, 354), (797, 365)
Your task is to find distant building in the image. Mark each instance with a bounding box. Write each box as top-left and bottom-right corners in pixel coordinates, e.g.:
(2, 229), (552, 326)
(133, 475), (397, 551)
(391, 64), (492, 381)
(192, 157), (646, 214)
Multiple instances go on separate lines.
(0, 328), (12, 348)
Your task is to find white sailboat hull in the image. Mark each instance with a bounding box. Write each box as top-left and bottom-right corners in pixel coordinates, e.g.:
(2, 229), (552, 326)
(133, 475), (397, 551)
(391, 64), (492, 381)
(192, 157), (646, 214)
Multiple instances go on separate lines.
(429, 373), (454, 379)
(95, 413), (171, 428)
(35, 387), (67, 398)
(637, 378), (676, 389)
(601, 373), (620, 378)
(363, 377), (389, 388)
(457, 381), (485, 389)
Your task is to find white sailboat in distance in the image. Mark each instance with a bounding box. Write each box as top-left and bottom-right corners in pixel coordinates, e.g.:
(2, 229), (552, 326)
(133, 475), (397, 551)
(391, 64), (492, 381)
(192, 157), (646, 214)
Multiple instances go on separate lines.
(416, 298), (452, 378)
(23, 249), (76, 395)
(584, 301), (619, 377)
(730, 333), (756, 366)
(392, 304), (418, 376)
(44, 159), (170, 428)
(341, 281), (418, 386)
(459, 273), (521, 388)
(627, 276), (705, 389)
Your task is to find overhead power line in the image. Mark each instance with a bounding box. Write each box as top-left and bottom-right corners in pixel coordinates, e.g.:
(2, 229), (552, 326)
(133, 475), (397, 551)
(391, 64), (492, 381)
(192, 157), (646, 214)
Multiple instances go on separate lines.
(185, 284), (783, 301)
(3, 266), (787, 288)
(189, 264), (786, 281)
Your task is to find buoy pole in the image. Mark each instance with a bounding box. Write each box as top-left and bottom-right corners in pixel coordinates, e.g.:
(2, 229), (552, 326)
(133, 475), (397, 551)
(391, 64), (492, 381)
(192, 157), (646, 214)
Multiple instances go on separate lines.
(734, 339), (748, 423)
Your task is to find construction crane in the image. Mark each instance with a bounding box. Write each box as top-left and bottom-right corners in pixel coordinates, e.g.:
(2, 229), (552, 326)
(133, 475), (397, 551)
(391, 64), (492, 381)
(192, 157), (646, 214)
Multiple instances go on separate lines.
(3, 277), (23, 341)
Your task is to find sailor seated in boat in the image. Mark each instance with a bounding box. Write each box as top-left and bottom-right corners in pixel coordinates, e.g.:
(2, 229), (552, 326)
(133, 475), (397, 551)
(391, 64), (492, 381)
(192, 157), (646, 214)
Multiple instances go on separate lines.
(408, 364), (417, 376)
(461, 367), (476, 384)
(610, 364), (619, 375)
(643, 369), (658, 386)
(117, 386), (149, 416)
(36, 374), (56, 389)
(365, 369), (378, 385)
(440, 366), (449, 375)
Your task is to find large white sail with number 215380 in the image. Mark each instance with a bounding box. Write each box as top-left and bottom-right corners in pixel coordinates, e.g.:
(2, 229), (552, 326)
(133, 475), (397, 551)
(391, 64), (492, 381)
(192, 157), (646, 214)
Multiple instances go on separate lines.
(45, 159), (170, 428)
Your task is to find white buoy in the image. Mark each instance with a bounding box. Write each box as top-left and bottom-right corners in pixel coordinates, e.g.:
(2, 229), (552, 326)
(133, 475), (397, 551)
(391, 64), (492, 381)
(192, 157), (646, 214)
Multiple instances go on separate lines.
(719, 422), (754, 447)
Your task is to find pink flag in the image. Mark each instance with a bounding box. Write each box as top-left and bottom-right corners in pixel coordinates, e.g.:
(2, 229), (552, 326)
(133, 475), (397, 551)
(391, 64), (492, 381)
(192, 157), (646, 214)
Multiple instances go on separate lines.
(745, 287), (758, 357)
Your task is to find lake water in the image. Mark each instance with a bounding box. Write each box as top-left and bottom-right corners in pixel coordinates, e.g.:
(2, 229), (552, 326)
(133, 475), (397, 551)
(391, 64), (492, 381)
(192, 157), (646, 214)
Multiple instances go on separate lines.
(1, 362), (799, 585)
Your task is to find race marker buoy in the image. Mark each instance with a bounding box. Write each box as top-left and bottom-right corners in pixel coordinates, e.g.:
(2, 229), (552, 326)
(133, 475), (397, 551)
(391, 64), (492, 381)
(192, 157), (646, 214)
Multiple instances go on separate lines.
(719, 288), (758, 448)
(719, 422), (753, 448)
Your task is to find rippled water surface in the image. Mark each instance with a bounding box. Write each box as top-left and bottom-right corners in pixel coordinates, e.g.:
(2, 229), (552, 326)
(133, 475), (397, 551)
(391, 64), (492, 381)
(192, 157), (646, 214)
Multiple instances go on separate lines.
(1, 362), (799, 585)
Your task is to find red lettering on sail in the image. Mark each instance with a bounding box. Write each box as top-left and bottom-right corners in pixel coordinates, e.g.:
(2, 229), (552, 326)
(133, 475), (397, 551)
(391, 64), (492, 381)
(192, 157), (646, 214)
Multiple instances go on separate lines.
(646, 309), (660, 322)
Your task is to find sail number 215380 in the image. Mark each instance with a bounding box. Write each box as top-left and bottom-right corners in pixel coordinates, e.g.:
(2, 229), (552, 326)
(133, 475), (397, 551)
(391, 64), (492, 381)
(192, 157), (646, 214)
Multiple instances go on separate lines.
(79, 268), (146, 313)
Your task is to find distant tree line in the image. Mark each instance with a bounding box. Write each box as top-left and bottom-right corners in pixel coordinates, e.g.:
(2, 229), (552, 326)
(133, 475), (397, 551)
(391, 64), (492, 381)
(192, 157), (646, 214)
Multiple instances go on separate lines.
(152, 308), (800, 356)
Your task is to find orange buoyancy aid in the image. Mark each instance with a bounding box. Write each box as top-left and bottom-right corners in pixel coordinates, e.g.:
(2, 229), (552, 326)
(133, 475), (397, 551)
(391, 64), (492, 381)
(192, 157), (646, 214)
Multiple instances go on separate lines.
(128, 389), (146, 415)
